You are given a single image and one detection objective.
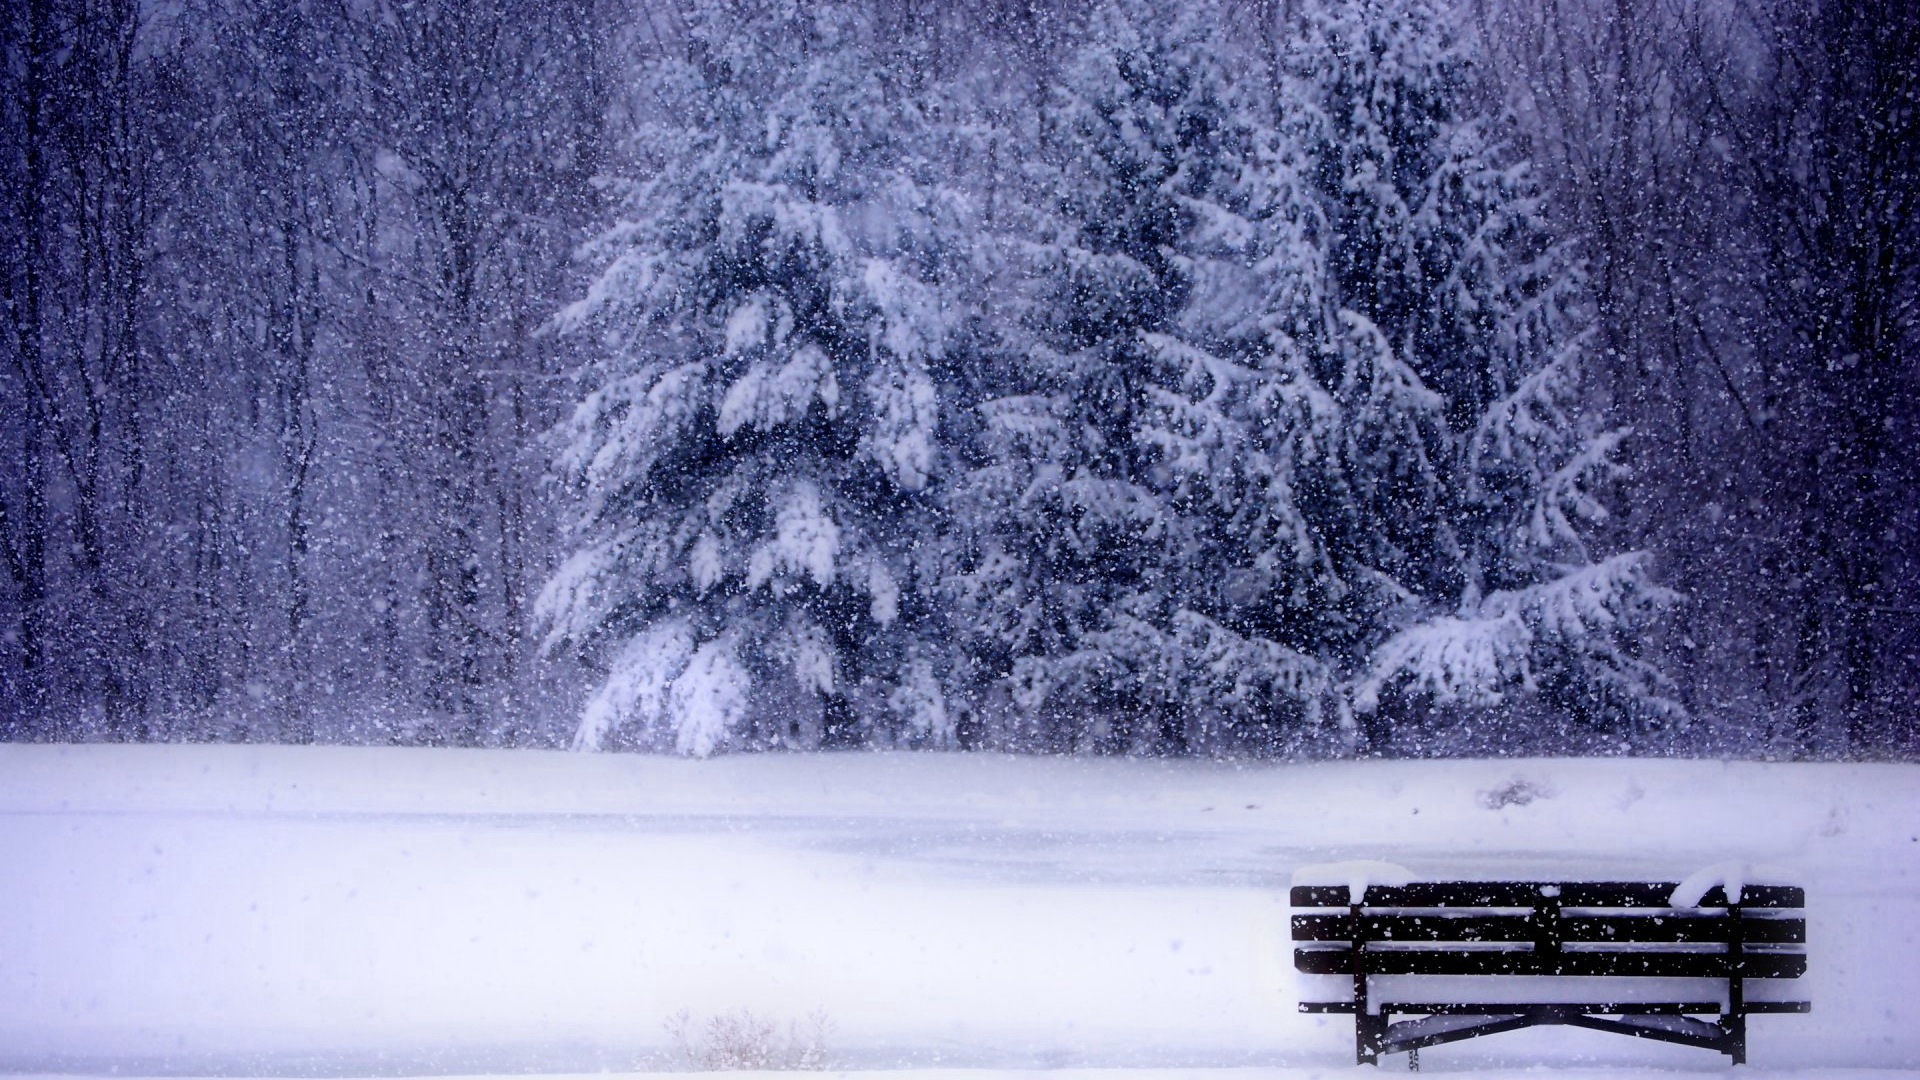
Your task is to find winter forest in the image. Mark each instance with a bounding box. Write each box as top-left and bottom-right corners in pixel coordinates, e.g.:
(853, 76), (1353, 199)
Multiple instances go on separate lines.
(2, 0), (1915, 760)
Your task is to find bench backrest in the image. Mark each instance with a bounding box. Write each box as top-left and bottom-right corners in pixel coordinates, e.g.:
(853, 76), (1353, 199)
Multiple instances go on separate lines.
(1292, 881), (1807, 982)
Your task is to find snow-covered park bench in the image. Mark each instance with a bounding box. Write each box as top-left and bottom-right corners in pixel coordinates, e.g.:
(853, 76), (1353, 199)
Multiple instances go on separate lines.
(1291, 867), (1809, 1067)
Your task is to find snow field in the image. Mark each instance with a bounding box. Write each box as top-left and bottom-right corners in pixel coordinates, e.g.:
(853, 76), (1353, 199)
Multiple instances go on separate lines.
(1, 745), (1916, 1077)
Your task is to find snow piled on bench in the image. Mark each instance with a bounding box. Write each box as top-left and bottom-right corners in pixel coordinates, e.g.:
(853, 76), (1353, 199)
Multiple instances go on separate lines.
(1669, 859), (1799, 907)
(1290, 859), (1417, 898)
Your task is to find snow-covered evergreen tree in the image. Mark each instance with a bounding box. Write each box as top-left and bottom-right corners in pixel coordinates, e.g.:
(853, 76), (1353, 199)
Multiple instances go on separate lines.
(1282, 0), (1681, 746)
(951, 0), (1313, 751)
(540, 0), (971, 754)
(542, 0), (1674, 757)
(1125, 60), (1361, 750)
(953, 0), (1677, 753)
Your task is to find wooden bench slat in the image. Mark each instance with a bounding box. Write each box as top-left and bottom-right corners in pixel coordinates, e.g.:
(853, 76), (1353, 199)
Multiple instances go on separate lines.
(1289, 882), (1805, 909)
(1291, 882), (1543, 907)
(1563, 915), (1805, 944)
(1572, 882), (1804, 908)
(1291, 912), (1805, 945)
(1292, 913), (1535, 942)
(1293, 947), (1807, 979)
(1298, 999), (1814, 1015)
(1359, 1001), (1727, 1016)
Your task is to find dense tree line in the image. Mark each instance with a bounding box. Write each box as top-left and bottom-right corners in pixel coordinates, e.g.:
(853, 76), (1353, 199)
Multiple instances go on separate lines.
(1471, 0), (1920, 755)
(1, 0), (611, 744)
(2, 0), (1913, 758)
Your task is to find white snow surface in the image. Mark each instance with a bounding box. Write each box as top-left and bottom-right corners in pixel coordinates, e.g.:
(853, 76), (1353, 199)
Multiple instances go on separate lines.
(1, 745), (1916, 1079)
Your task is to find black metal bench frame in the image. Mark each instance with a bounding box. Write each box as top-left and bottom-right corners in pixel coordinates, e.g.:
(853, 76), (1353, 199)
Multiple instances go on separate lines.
(1291, 880), (1809, 1066)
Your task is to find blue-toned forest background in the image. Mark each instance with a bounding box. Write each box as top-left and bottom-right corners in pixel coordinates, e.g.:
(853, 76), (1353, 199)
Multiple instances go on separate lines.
(1, 0), (1914, 758)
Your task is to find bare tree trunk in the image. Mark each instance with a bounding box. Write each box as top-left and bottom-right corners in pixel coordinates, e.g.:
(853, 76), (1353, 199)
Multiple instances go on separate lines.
(273, 208), (319, 742)
(2, 0), (56, 728)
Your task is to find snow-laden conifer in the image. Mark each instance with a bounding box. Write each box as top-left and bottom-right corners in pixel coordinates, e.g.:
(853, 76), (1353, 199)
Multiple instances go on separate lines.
(952, 0), (1342, 750)
(953, 0), (1677, 752)
(541, 0), (971, 753)
(1285, 0), (1681, 742)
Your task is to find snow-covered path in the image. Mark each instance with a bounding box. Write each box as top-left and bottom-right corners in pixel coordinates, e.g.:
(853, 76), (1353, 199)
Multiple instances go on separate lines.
(1, 745), (1915, 1077)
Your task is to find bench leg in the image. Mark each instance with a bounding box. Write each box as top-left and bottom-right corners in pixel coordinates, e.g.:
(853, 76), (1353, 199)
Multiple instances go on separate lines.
(1727, 946), (1747, 1065)
(1724, 1012), (1747, 1065)
(1357, 1010), (1388, 1065)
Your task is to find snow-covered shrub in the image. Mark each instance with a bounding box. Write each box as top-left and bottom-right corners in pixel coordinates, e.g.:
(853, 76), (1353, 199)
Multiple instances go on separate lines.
(1477, 776), (1555, 809)
(665, 1008), (831, 1071)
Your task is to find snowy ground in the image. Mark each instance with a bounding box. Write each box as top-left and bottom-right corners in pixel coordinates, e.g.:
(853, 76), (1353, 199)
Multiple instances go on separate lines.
(1, 745), (1916, 1079)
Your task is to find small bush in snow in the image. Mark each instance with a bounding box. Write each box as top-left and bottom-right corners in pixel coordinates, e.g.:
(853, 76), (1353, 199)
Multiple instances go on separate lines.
(665, 1007), (831, 1071)
(1478, 777), (1555, 810)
